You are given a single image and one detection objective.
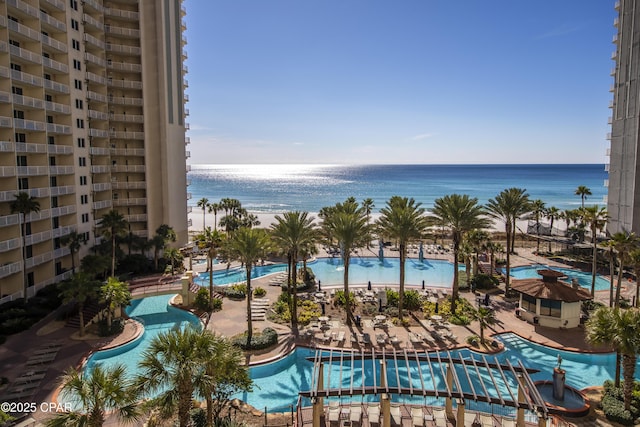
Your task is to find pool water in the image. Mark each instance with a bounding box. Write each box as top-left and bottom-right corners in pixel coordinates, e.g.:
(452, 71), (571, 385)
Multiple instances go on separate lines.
(82, 295), (200, 376)
(194, 263), (288, 286)
(506, 265), (611, 292)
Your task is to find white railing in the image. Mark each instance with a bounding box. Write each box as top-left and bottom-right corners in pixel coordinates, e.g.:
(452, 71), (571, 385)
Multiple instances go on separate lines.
(0, 214), (20, 227)
(16, 166), (49, 176)
(26, 187), (51, 198)
(87, 91), (108, 103)
(0, 141), (13, 152)
(89, 128), (109, 138)
(88, 109), (109, 120)
(113, 197), (147, 206)
(83, 13), (104, 30)
(110, 148), (145, 156)
(50, 165), (75, 175)
(106, 43), (141, 55)
(40, 11), (66, 31)
(125, 214), (148, 222)
(0, 237), (21, 253)
(108, 79), (143, 89)
(45, 100), (70, 114)
(25, 230), (53, 246)
(89, 146), (110, 155)
(47, 145), (73, 154)
(50, 205), (76, 217)
(42, 56), (69, 73)
(112, 181), (146, 189)
(25, 251), (53, 269)
(85, 52), (107, 67)
(111, 165), (146, 173)
(90, 165), (110, 173)
(92, 182), (112, 192)
(9, 45), (42, 64)
(108, 96), (143, 106)
(110, 113), (143, 123)
(83, 0), (104, 12)
(14, 118), (46, 131)
(52, 226), (75, 239)
(41, 34), (67, 52)
(43, 0), (65, 11)
(46, 123), (72, 134)
(11, 69), (43, 87)
(107, 61), (141, 73)
(50, 185), (75, 196)
(15, 142), (48, 153)
(86, 71), (108, 85)
(93, 200), (113, 210)
(84, 33), (106, 49)
(6, 0), (39, 20)
(0, 166), (15, 177)
(0, 261), (22, 280)
(105, 25), (140, 38)
(12, 93), (44, 109)
(105, 7), (139, 20)
(43, 79), (69, 94)
(110, 131), (144, 139)
(7, 19), (41, 42)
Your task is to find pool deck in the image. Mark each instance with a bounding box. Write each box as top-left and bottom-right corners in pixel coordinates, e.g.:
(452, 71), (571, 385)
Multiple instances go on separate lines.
(0, 245), (631, 426)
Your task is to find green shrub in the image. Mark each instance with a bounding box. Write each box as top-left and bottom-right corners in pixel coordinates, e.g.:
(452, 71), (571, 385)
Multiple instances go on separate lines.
(232, 327), (278, 350)
(190, 408), (207, 427)
(582, 300), (605, 314)
(97, 318), (125, 337)
(466, 335), (480, 346)
(601, 380), (640, 425)
(471, 273), (499, 290)
(301, 267), (315, 285)
(449, 314), (470, 326)
(0, 317), (35, 335)
(403, 290), (422, 310)
(384, 306), (399, 318)
(385, 289), (399, 307)
(194, 288), (211, 311)
(211, 298), (223, 311)
(224, 284), (247, 300)
(333, 290), (356, 308)
(253, 287), (266, 298)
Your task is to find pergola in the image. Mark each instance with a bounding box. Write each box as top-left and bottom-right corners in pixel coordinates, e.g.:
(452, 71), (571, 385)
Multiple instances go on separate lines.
(299, 347), (550, 427)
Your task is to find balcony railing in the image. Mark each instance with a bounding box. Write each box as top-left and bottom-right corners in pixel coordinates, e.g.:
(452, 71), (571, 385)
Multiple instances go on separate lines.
(43, 79), (69, 94)
(25, 251), (53, 269)
(85, 52), (107, 67)
(49, 185), (75, 196)
(105, 7), (139, 20)
(107, 60), (141, 73)
(110, 131), (144, 139)
(0, 116), (12, 128)
(0, 261), (22, 280)
(25, 229), (52, 246)
(0, 214), (20, 227)
(111, 165), (146, 173)
(40, 11), (66, 32)
(43, 0), (65, 11)
(84, 33), (106, 49)
(93, 200), (113, 210)
(87, 91), (108, 103)
(108, 96), (143, 106)
(111, 181), (146, 190)
(113, 197), (147, 206)
(0, 237), (21, 253)
(16, 166), (49, 176)
(88, 109), (109, 120)
(0, 188), (47, 201)
(15, 142), (48, 153)
(12, 94), (44, 109)
(6, 0), (39, 20)
(91, 165), (110, 173)
(45, 100), (70, 114)
(48, 144), (73, 155)
(106, 43), (141, 55)
(89, 146), (110, 155)
(10, 44), (42, 65)
(41, 34), (67, 52)
(86, 72), (107, 85)
(42, 56), (69, 73)
(110, 113), (143, 123)
(50, 166), (75, 175)
(110, 148), (145, 156)
(89, 128), (109, 138)
(83, 0), (104, 12)
(125, 214), (147, 222)
(92, 182), (112, 192)
(11, 69), (43, 87)
(0, 141), (13, 152)
(51, 205), (76, 217)
(83, 13), (104, 30)
(108, 79), (143, 89)
(7, 19), (41, 42)
(13, 118), (46, 131)
(46, 123), (72, 134)
(105, 24), (140, 38)
(0, 166), (16, 177)
(52, 225), (75, 239)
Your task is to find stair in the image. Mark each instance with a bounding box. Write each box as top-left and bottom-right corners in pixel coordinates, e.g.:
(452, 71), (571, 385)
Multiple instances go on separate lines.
(250, 298), (269, 321)
(66, 300), (105, 328)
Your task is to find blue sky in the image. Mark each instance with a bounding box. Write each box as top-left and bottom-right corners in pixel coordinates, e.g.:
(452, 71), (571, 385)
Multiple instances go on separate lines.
(183, 1), (616, 164)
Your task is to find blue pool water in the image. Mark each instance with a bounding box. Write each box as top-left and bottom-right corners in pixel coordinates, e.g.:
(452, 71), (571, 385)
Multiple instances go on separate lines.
(194, 263), (288, 286)
(82, 295), (200, 376)
(507, 265), (611, 291)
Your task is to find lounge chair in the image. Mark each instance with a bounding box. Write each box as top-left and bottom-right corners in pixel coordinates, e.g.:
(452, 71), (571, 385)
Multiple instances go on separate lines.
(479, 413), (494, 427)
(464, 411), (477, 426)
(433, 408), (447, 427)
(336, 331), (346, 343)
(376, 334), (387, 345)
(350, 404), (362, 424)
(411, 407), (425, 427)
(390, 403), (402, 425)
(328, 406), (341, 423)
(501, 418), (515, 427)
(362, 333), (371, 345)
(367, 403), (381, 426)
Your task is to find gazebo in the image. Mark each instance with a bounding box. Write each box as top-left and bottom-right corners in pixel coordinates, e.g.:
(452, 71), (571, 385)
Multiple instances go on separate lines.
(511, 269), (592, 329)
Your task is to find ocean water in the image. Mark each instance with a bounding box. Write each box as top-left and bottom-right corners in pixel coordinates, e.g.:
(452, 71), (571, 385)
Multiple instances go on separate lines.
(188, 164), (607, 213)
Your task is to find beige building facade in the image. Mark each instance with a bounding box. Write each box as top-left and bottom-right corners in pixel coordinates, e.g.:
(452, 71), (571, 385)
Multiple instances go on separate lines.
(0, 0), (189, 301)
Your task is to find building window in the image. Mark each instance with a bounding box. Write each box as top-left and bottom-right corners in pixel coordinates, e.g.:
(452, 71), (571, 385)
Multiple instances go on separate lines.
(48, 136), (55, 145)
(72, 39), (80, 50)
(521, 294), (536, 313)
(44, 73), (51, 80)
(51, 196), (58, 208)
(47, 115), (54, 124)
(54, 237), (61, 249)
(49, 156), (56, 166)
(12, 86), (23, 95)
(52, 217), (60, 229)
(10, 63), (21, 72)
(81, 213), (89, 223)
(73, 59), (81, 70)
(80, 194), (88, 204)
(16, 155), (27, 166)
(76, 119), (84, 128)
(80, 176), (87, 186)
(50, 176), (57, 187)
(540, 299), (562, 318)
(26, 245), (33, 259)
(13, 110), (24, 119)
(71, 19), (79, 31)
(74, 79), (82, 90)
(75, 99), (83, 109)
(27, 272), (34, 288)
(77, 138), (85, 147)
(45, 94), (52, 102)
(79, 157), (86, 167)
(18, 177), (28, 190)
(55, 262), (63, 275)
(15, 133), (26, 143)
(9, 39), (20, 48)
(70, 0), (78, 11)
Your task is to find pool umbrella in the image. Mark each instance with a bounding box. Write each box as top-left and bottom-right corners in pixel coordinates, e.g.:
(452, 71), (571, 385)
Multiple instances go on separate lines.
(435, 302), (439, 314)
(378, 242), (384, 262)
(368, 281), (372, 291)
(379, 298), (383, 313)
(419, 243), (424, 262)
(422, 280), (425, 290)
(318, 280), (321, 291)
(321, 302), (326, 315)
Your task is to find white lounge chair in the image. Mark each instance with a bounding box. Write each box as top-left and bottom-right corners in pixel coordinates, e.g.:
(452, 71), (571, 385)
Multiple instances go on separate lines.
(501, 418), (515, 427)
(367, 403), (381, 426)
(433, 408), (447, 427)
(464, 411), (477, 426)
(390, 403), (402, 425)
(328, 406), (340, 423)
(480, 413), (495, 427)
(411, 407), (425, 427)
(336, 331), (346, 343)
(350, 404), (362, 424)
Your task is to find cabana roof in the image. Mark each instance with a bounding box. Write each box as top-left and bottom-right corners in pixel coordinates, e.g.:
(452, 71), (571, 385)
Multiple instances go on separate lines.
(511, 269), (592, 302)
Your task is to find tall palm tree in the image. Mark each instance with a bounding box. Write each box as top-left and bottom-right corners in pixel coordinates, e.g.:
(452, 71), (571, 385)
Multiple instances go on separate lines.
(376, 197), (429, 319)
(529, 199), (546, 254)
(164, 247), (183, 275)
(611, 231), (638, 307)
(581, 206), (608, 296)
(484, 241), (503, 276)
(431, 194), (489, 312)
(601, 239), (617, 307)
(545, 206), (561, 252)
(60, 231), (85, 274)
(197, 197), (209, 230)
(466, 229), (489, 277)
(46, 364), (139, 427)
(196, 332), (252, 426)
(320, 199), (371, 326)
(150, 224), (177, 271)
(575, 185), (592, 208)
(98, 210), (128, 277)
(470, 306), (496, 344)
(486, 188), (530, 294)
(58, 272), (101, 336)
(10, 192), (40, 300)
(100, 277), (131, 330)
(586, 307), (640, 409)
(226, 227), (271, 345)
(135, 325), (207, 427)
(271, 211), (316, 327)
(630, 249), (640, 308)
(207, 202), (220, 231)
(195, 227), (224, 303)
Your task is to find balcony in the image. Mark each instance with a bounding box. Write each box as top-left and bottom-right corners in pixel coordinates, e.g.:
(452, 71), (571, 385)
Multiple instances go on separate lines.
(25, 209), (51, 222)
(16, 166), (49, 176)
(0, 166), (16, 177)
(110, 113), (143, 123)
(0, 261), (22, 280)
(186, 164), (191, 172)
(12, 93), (44, 110)
(86, 71), (108, 85)
(87, 91), (108, 103)
(606, 147), (611, 156)
(43, 0), (65, 11)
(0, 66), (9, 79)
(93, 200), (113, 210)
(605, 163), (610, 172)
(83, 13), (104, 31)
(613, 34), (619, 44)
(11, 69), (43, 87)
(43, 79), (69, 94)
(105, 7), (139, 20)
(604, 179), (609, 188)
(40, 11), (66, 32)
(52, 225), (75, 239)
(185, 151), (190, 158)
(0, 141), (13, 152)
(42, 56), (69, 73)
(50, 165), (75, 175)
(25, 251), (53, 269)
(185, 136), (190, 145)
(609, 100), (615, 108)
(111, 165), (146, 173)
(612, 51), (618, 60)
(615, 0), (620, 10)
(105, 24), (140, 38)
(15, 142), (48, 153)
(125, 214), (147, 222)
(46, 123), (72, 134)
(186, 206), (192, 214)
(0, 40), (6, 53)
(10, 45), (42, 65)
(6, 0), (40, 20)
(111, 181), (145, 190)
(107, 60), (141, 73)
(607, 132), (612, 140)
(45, 100), (70, 114)
(106, 43), (141, 56)
(90, 165), (110, 173)
(608, 116), (613, 125)
(110, 131), (144, 139)
(25, 230), (52, 246)
(27, 187), (51, 198)
(14, 118), (46, 132)
(41, 34), (68, 52)
(51, 205), (76, 217)
(92, 182), (112, 192)
(186, 193), (192, 200)
(83, 0), (104, 13)
(113, 197), (147, 207)
(0, 214), (20, 227)
(48, 144), (74, 155)
(50, 185), (75, 196)
(108, 96), (144, 106)
(89, 146), (110, 155)
(84, 33), (106, 49)
(7, 19), (41, 42)
(89, 128), (109, 138)
(0, 187), (47, 201)
(108, 78), (143, 89)
(614, 17), (620, 27)
(88, 109), (109, 121)
(0, 116), (12, 128)
(110, 147), (145, 156)
(85, 52), (107, 68)
(0, 237), (21, 253)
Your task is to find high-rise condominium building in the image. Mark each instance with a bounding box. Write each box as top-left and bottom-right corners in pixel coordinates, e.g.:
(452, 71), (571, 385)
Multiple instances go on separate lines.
(608, 0), (640, 235)
(0, 0), (189, 300)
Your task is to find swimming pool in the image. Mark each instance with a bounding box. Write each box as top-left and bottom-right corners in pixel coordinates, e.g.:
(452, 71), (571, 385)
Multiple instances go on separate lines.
(506, 265), (611, 292)
(82, 295), (200, 376)
(194, 263), (288, 287)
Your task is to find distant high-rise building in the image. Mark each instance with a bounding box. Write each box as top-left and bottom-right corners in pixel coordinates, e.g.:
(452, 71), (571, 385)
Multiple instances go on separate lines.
(0, 0), (190, 300)
(608, 0), (640, 235)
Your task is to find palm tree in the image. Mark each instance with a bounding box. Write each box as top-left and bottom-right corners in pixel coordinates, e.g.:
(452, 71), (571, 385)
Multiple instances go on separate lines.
(46, 364), (139, 427)
(10, 192), (40, 300)
(207, 202), (220, 231)
(575, 185), (592, 208)
(226, 227), (271, 345)
(196, 227), (224, 303)
(545, 206), (561, 252)
(611, 231), (638, 307)
(135, 325), (207, 427)
(320, 199), (371, 326)
(486, 188), (530, 294)
(529, 199), (545, 254)
(466, 229), (489, 277)
(484, 241), (503, 276)
(601, 239), (617, 307)
(196, 332), (252, 425)
(271, 211), (316, 327)
(630, 249), (640, 308)
(60, 231), (85, 274)
(431, 194), (490, 312)
(58, 272), (101, 337)
(470, 306), (496, 344)
(164, 247), (183, 275)
(586, 307), (640, 409)
(376, 197), (429, 319)
(581, 206), (608, 296)
(100, 277), (132, 330)
(98, 210), (128, 277)
(197, 197), (209, 230)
